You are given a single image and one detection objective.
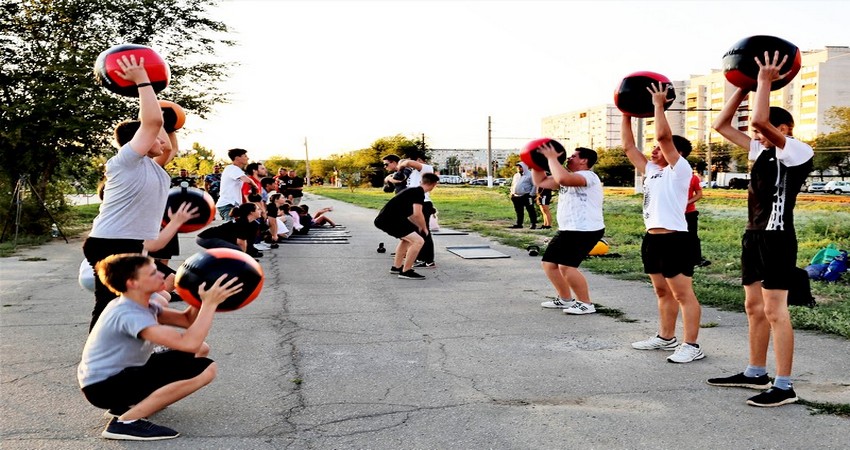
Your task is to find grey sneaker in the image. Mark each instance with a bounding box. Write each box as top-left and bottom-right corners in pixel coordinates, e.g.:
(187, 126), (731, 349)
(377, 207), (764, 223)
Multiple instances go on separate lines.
(631, 335), (678, 350)
(667, 343), (705, 363)
(541, 298), (576, 309)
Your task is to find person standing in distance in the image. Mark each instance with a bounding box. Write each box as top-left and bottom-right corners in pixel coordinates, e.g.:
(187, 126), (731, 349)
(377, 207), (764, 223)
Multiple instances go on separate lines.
(622, 81), (705, 364)
(215, 149), (258, 220)
(509, 162), (537, 229)
(707, 52), (813, 407)
(532, 146), (604, 315)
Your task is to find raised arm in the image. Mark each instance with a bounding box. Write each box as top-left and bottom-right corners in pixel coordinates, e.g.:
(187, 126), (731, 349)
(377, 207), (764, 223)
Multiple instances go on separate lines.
(650, 82), (680, 168)
(751, 51), (790, 150)
(622, 115), (648, 174)
(537, 144), (587, 187)
(154, 129), (177, 167)
(712, 88), (752, 150)
(114, 55), (164, 156)
(144, 202), (199, 252)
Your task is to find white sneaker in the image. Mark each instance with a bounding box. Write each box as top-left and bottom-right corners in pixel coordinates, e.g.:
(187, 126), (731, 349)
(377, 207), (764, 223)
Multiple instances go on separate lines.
(563, 301), (596, 315)
(667, 343), (705, 363)
(631, 335), (678, 350)
(254, 243), (271, 251)
(541, 298), (576, 309)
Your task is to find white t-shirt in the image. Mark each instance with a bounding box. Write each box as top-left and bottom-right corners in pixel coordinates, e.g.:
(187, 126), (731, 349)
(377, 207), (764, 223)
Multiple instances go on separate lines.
(216, 164), (246, 207)
(642, 159), (691, 232)
(89, 144), (170, 240)
(406, 163), (434, 201)
(557, 171), (604, 231)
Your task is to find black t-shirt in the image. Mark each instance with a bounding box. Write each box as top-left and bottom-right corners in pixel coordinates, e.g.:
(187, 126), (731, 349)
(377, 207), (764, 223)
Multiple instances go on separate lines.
(266, 203), (279, 218)
(747, 147), (812, 231)
(377, 186), (425, 222)
(287, 177), (304, 197)
(197, 219), (254, 244)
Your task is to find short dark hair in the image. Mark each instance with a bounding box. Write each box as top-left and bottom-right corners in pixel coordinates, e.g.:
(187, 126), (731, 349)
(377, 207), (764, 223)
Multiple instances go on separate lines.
(95, 254), (153, 295)
(672, 135), (692, 158)
(245, 162), (259, 176)
(409, 151), (427, 161)
(769, 107), (794, 128)
(421, 172), (440, 185)
(382, 154), (400, 163)
(575, 147), (598, 168)
(261, 177), (276, 189)
(114, 120), (141, 146)
(268, 192), (282, 204)
(227, 148), (248, 161)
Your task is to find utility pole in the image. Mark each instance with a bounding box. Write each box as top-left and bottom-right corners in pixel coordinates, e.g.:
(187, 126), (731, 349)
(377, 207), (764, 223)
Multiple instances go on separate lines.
(304, 137), (311, 187)
(634, 117), (644, 194)
(487, 116), (493, 188)
(706, 131), (713, 188)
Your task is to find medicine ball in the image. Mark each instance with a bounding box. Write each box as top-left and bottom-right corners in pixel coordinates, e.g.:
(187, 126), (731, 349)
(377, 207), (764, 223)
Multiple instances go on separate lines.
(175, 248), (264, 312)
(162, 186), (215, 233)
(520, 138), (567, 172)
(159, 100), (186, 133)
(614, 71), (675, 118)
(722, 35), (801, 91)
(94, 44), (170, 97)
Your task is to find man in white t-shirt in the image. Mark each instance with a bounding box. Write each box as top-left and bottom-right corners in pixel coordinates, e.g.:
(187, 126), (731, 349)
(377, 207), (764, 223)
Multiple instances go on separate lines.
(622, 82), (704, 364)
(215, 148), (258, 220)
(399, 152), (437, 268)
(531, 146), (604, 315)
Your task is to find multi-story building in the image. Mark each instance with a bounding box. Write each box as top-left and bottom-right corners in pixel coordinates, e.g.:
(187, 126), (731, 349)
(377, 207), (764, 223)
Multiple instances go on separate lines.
(540, 104), (623, 150)
(429, 148), (515, 176)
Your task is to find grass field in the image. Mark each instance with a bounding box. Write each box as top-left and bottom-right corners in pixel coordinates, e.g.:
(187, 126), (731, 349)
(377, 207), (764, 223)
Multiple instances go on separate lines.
(309, 184), (850, 339)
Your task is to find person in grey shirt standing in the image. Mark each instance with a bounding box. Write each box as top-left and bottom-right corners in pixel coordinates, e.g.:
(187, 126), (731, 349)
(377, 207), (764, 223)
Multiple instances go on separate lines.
(509, 161), (537, 229)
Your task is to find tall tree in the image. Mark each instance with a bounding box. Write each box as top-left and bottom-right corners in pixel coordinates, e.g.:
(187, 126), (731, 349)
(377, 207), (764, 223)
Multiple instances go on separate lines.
(0, 0), (233, 198)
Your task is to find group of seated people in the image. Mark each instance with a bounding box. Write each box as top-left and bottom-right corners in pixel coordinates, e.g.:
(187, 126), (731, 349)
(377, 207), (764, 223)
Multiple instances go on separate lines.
(195, 193), (337, 259)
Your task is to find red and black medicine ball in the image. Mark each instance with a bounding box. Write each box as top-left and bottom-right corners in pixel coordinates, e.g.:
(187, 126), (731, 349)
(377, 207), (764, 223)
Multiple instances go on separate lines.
(520, 138), (567, 172)
(614, 71), (676, 118)
(175, 248), (265, 312)
(162, 186), (215, 233)
(722, 35), (801, 91)
(94, 44), (170, 97)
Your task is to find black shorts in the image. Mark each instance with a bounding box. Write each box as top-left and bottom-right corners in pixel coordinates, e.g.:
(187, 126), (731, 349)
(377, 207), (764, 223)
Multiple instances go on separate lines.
(541, 229), (604, 267)
(537, 191), (553, 206)
(641, 232), (695, 278)
(81, 350), (213, 411)
(374, 217), (417, 239)
(741, 230), (798, 289)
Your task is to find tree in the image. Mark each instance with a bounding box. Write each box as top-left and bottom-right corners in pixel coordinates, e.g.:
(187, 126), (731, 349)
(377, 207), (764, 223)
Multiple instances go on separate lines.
(593, 147), (634, 187)
(498, 153), (522, 178)
(811, 106), (850, 177)
(0, 0), (233, 233)
(328, 148), (378, 192)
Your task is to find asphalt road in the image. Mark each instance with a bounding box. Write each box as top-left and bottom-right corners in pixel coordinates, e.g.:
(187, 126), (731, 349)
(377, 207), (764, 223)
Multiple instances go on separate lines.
(1, 193), (848, 449)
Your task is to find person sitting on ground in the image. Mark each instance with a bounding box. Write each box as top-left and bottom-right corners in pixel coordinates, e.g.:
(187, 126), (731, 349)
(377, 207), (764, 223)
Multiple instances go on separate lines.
(78, 253), (242, 441)
(303, 204), (337, 228)
(195, 203), (263, 256)
(265, 193), (293, 245)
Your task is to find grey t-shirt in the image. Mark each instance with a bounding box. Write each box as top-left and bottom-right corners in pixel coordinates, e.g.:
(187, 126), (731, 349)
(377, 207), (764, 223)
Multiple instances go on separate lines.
(77, 296), (162, 387)
(89, 143), (170, 240)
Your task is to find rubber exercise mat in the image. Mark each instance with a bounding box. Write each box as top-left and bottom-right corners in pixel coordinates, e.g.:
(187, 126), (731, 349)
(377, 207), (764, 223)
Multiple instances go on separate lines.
(431, 228), (469, 236)
(445, 245), (510, 259)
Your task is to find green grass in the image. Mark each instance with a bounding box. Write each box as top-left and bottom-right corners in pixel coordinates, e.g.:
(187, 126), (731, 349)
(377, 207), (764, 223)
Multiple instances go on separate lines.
(309, 185), (850, 339)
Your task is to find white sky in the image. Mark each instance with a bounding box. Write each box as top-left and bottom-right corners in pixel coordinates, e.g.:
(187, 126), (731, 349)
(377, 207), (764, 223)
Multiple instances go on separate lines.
(180, 0), (850, 161)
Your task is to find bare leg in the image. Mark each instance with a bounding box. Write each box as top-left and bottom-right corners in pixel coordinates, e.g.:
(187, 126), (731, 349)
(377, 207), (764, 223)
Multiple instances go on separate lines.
(120, 363), (217, 421)
(542, 261), (571, 299)
(648, 273), (679, 340)
(744, 283), (770, 368)
(562, 266), (590, 303)
(763, 287), (794, 376)
(665, 274), (701, 344)
(393, 240), (409, 269)
(400, 233), (424, 271)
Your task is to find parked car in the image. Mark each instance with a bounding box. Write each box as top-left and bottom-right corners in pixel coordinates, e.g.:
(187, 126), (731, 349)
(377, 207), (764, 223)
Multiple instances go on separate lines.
(823, 180), (850, 195)
(468, 179), (488, 185)
(438, 175), (463, 185)
(493, 178), (508, 186)
(807, 181), (827, 193)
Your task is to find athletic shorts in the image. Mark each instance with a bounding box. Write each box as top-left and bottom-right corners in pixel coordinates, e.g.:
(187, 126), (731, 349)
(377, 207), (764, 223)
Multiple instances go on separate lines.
(374, 217), (417, 239)
(541, 229), (604, 267)
(741, 230), (798, 290)
(537, 190), (553, 206)
(641, 232), (695, 278)
(81, 350), (213, 412)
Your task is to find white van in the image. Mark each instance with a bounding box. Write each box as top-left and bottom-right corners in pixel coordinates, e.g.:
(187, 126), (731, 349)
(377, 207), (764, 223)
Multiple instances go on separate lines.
(823, 180), (850, 195)
(439, 175), (463, 185)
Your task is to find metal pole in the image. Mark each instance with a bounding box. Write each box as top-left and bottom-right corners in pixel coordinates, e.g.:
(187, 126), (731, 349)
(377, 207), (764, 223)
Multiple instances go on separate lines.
(304, 137), (311, 187)
(634, 117), (644, 194)
(487, 116), (493, 187)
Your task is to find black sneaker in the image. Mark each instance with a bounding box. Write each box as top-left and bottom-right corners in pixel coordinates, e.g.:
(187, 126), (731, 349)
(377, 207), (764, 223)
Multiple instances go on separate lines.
(508, 225), (523, 229)
(101, 418), (179, 440)
(398, 269), (425, 280)
(530, 224), (537, 230)
(269, 243), (279, 249)
(746, 387), (798, 407)
(390, 266), (402, 274)
(707, 372), (772, 390)
(413, 261), (436, 268)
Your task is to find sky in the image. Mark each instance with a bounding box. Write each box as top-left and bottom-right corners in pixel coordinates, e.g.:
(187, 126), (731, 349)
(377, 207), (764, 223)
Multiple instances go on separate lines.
(180, 0), (850, 161)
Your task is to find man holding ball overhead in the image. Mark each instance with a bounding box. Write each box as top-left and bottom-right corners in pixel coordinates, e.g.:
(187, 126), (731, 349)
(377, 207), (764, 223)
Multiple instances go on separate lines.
(82, 54), (177, 331)
(708, 51), (813, 407)
(622, 81), (705, 364)
(531, 145), (604, 315)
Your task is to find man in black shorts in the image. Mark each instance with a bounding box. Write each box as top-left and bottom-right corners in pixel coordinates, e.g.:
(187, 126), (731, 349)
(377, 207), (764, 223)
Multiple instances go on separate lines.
(78, 254), (242, 440)
(708, 52), (814, 407)
(374, 173), (439, 280)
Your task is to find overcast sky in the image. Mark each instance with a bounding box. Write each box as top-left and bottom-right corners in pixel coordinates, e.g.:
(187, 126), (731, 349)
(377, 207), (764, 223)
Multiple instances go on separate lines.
(179, 0), (850, 160)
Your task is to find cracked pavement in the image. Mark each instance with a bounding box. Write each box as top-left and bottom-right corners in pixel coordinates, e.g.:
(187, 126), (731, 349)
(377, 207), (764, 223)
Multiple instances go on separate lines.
(1, 192), (848, 449)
